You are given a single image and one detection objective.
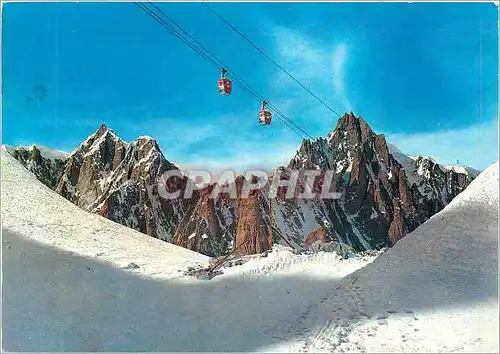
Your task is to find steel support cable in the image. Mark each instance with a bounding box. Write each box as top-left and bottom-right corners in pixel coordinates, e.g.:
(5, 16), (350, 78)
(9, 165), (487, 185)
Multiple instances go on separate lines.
(147, 2), (313, 139)
(201, 2), (342, 118)
(135, 2), (221, 71)
(137, 2), (303, 260)
(136, 2), (313, 140)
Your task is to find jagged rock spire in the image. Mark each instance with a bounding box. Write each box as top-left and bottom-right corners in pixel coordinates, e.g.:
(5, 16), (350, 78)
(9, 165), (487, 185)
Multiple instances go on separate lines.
(96, 122), (108, 137)
(8, 116), (478, 257)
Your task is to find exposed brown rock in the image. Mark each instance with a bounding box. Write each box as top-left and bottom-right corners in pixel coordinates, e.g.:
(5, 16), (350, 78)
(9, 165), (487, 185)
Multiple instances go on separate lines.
(397, 167), (415, 215)
(10, 145), (67, 189)
(10, 114), (478, 258)
(358, 116), (374, 145)
(388, 200), (407, 246)
(374, 134), (390, 164)
(305, 227), (328, 248)
(234, 187), (271, 256)
(55, 126), (187, 242)
(172, 186), (223, 257)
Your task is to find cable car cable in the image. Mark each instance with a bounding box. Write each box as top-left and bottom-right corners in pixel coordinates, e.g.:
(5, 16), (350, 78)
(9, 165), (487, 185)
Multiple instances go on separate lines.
(147, 2), (310, 137)
(137, 2), (307, 138)
(135, 2), (221, 71)
(201, 2), (343, 118)
(136, 2), (314, 140)
(141, 2), (313, 139)
(135, 4), (304, 136)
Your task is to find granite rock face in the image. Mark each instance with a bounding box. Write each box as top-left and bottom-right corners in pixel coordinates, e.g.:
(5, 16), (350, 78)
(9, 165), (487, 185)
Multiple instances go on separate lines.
(55, 124), (188, 241)
(286, 112), (477, 250)
(7, 114), (478, 256)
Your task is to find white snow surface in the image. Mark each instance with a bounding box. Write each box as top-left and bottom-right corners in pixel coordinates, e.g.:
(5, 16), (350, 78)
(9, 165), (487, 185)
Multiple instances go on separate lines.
(412, 154), (437, 163)
(387, 143), (422, 189)
(268, 161), (499, 353)
(32, 144), (70, 161)
(388, 143), (481, 180)
(1, 144), (69, 162)
(4, 144), (496, 352)
(387, 143), (483, 200)
(1, 144), (15, 154)
(1, 149), (208, 278)
(444, 164), (481, 178)
(1, 149), (377, 351)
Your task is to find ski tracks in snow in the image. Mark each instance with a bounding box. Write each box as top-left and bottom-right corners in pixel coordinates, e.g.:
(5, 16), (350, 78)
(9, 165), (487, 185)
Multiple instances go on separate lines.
(301, 277), (369, 353)
(273, 275), (436, 353)
(271, 277), (369, 353)
(277, 270), (495, 353)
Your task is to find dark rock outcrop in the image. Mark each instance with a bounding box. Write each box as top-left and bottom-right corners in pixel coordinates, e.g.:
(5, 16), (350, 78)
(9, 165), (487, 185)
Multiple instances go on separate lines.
(9, 145), (67, 189)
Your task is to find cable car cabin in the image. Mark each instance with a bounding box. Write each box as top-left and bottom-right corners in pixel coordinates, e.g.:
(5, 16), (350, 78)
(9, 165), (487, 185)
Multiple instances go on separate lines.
(258, 101), (272, 125)
(218, 68), (232, 95)
(218, 79), (232, 95)
(259, 110), (272, 125)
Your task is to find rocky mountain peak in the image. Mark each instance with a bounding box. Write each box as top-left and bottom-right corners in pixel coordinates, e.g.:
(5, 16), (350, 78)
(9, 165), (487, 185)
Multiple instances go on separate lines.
(8, 116), (481, 258)
(291, 112), (380, 172)
(334, 112), (357, 130)
(72, 124), (124, 166)
(331, 112), (374, 146)
(97, 122), (108, 136)
(284, 112), (479, 251)
(127, 136), (177, 184)
(133, 136), (163, 162)
(55, 124), (126, 207)
(55, 123), (190, 242)
(412, 155), (441, 177)
(136, 136), (158, 148)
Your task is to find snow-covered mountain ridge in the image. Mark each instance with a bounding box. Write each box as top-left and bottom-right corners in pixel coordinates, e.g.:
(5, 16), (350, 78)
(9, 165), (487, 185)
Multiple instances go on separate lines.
(5, 113), (479, 257)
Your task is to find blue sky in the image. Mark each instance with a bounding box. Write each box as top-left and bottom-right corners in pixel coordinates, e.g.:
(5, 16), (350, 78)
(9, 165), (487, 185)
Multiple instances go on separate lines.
(3, 1), (498, 171)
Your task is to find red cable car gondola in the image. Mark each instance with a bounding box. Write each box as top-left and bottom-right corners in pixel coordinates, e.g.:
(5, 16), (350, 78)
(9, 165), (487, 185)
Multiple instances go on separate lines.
(217, 68), (232, 95)
(258, 100), (272, 126)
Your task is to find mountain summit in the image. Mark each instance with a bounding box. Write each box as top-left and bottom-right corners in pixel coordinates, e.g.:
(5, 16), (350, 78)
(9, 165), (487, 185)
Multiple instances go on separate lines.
(287, 112), (474, 249)
(55, 125), (187, 241)
(6, 114), (478, 257)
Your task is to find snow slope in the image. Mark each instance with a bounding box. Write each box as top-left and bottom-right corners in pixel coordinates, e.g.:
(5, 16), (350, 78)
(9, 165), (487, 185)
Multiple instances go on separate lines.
(1, 149), (378, 351)
(269, 161), (499, 353)
(1, 147), (208, 278)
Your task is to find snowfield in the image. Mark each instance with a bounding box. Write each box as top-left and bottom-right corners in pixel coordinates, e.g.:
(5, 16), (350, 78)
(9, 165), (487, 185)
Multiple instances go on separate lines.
(1, 148), (209, 279)
(267, 161), (499, 353)
(1, 149), (377, 351)
(2, 146), (498, 352)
